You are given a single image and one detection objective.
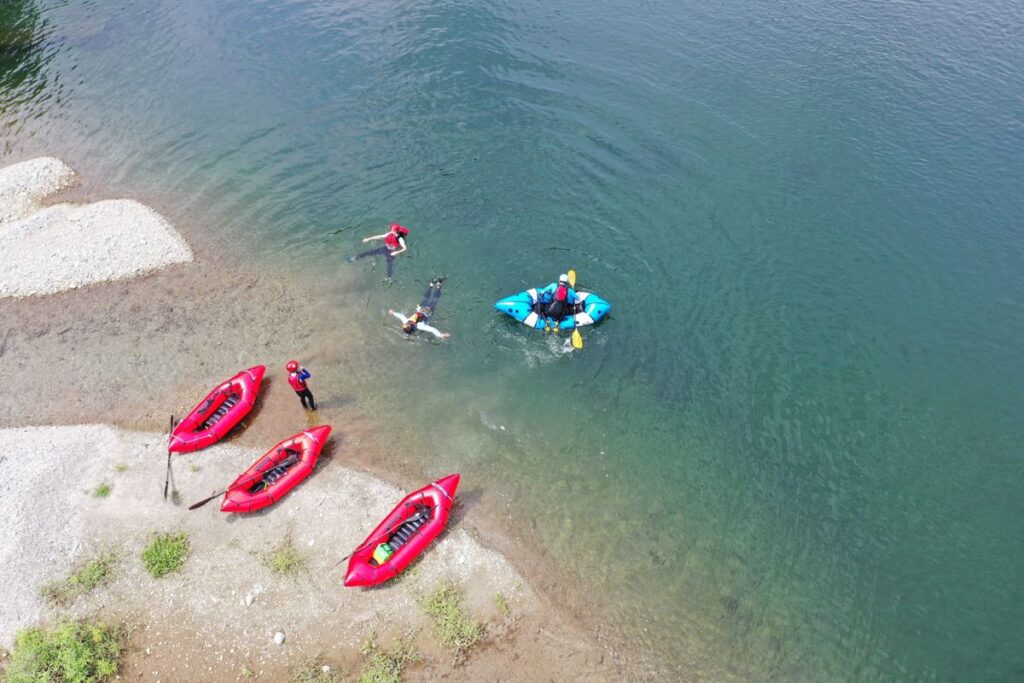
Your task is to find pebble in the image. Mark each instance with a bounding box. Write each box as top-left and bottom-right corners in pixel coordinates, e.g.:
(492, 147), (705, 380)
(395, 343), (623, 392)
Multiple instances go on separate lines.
(273, 631), (285, 646)
(244, 594), (254, 607)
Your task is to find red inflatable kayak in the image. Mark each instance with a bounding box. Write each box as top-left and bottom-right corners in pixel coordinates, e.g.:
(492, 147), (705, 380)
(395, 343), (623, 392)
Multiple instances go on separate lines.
(343, 473), (460, 588)
(169, 366), (265, 453)
(220, 425), (331, 513)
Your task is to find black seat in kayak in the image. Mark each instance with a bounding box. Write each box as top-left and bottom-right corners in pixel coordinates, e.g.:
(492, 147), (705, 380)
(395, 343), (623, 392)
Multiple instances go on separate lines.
(199, 393), (240, 431)
(386, 507), (432, 551)
(248, 449), (300, 493)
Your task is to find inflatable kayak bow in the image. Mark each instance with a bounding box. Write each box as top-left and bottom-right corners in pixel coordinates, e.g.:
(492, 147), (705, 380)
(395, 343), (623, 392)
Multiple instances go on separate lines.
(344, 473), (460, 587)
(169, 366), (265, 453)
(220, 425), (331, 513)
(495, 287), (611, 331)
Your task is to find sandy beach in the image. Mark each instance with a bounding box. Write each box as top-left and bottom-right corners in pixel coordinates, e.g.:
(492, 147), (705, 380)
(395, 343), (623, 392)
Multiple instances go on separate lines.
(0, 157), (192, 299)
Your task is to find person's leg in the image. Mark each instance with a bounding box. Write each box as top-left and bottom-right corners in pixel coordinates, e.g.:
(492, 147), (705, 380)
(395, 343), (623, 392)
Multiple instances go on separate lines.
(353, 246), (388, 261)
(297, 390), (308, 408)
(426, 283), (443, 311)
(306, 389), (316, 410)
(385, 252), (395, 279)
(419, 283), (434, 309)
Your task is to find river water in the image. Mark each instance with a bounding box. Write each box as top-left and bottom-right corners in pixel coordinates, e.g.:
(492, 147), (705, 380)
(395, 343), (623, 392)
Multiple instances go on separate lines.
(2, 0), (1023, 679)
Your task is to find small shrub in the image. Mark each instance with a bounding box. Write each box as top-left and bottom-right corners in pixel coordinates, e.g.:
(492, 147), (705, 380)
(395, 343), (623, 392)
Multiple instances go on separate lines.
(263, 538), (304, 575)
(93, 483), (111, 498)
(360, 634), (418, 683)
(141, 532), (189, 578)
(494, 592), (510, 617)
(5, 620), (124, 682)
(114, 464), (129, 473)
(292, 656), (344, 682)
(41, 553), (117, 606)
(421, 581), (485, 658)
(189, 463), (201, 473)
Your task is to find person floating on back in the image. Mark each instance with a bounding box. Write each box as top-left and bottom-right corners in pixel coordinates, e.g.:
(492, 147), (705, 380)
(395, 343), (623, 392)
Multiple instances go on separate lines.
(348, 223), (409, 280)
(389, 278), (450, 339)
(286, 360), (316, 410)
(539, 273), (578, 329)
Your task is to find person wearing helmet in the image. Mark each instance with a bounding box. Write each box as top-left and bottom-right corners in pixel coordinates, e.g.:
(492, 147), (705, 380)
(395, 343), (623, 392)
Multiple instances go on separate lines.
(286, 360), (315, 410)
(347, 223), (409, 280)
(389, 277), (450, 339)
(540, 273), (578, 327)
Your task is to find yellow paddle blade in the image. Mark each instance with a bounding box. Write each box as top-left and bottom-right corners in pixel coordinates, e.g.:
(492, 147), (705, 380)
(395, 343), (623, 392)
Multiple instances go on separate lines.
(568, 269), (577, 287)
(572, 329), (583, 349)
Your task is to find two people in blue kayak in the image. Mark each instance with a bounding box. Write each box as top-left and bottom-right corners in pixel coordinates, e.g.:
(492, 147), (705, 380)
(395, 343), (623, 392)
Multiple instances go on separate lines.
(536, 273), (579, 328)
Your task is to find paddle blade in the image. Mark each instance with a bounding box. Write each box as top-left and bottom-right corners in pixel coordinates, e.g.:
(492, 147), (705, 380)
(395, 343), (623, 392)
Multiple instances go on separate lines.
(568, 269), (576, 287)
(188, 491), (224, 511)
(572, 329), (584, 349)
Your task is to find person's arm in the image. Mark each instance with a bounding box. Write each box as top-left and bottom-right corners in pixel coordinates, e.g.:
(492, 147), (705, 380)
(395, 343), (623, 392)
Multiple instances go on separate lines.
(389, 309), (409, 323)
(390, 236), (407, 256)
(418, 323), (449, 339)
(361, 232), (389, 243)
(567, 287), (579, 303)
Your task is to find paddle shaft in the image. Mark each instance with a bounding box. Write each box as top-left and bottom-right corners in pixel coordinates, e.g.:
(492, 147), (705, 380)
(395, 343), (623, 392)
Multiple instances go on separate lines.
(188, 489), (228, 510)
(568, 270), (584, 349)
(163, 415), (174, 500)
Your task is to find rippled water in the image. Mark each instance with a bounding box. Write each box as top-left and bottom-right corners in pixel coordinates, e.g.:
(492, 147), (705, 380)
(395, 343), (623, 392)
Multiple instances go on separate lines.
(3, 0), (1023, 679)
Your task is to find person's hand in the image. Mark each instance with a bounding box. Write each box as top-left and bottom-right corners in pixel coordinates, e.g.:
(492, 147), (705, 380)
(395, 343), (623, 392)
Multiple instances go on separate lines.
(388, 309), (394, 315)
(362, 237), (371, 243)
(440, 333), (451, 339)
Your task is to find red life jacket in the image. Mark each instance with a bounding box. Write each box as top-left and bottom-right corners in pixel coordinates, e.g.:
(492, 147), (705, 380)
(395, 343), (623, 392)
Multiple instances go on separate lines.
(554, 283), (569, 302)
(385, 224), (409, 249)
(287, 372), (307, 391)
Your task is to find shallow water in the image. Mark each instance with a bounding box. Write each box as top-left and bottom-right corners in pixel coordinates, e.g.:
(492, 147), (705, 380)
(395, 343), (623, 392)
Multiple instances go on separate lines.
(3, 0), (1024, 679)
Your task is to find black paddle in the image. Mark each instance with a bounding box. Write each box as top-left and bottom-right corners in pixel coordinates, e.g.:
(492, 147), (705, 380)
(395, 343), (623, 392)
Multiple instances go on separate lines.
(163, 415), (175, 500)
(188, 488), (228, 510)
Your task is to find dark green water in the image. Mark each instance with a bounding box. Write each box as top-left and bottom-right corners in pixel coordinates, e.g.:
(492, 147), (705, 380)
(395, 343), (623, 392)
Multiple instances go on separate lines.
(3, 0), (1023, 679)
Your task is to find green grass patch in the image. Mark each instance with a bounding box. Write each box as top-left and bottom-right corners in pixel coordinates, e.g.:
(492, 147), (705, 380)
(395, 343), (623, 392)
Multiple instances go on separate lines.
(494, 592), (511, 617)
(421, 581), (485, 658)
(291, 656), (344, 682)
(262, 537), (305, 575)
(114, 463), (129, 473)
(40, 553), (117, 606)
(92, 483), (111, 498)
(141, 532), (189, 578)
(359, 634), (418, 683)
(5, 620), (125, 683)
(188, 463), (201, 473)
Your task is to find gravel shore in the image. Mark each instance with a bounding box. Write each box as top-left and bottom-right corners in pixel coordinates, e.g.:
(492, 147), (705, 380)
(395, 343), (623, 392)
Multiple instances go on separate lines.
(0, 425), (620, 681)
(0, 157), (193, 298)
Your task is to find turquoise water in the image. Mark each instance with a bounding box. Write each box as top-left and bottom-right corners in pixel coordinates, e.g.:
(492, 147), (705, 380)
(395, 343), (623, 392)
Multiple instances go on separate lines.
(4, 0), (1024, 679)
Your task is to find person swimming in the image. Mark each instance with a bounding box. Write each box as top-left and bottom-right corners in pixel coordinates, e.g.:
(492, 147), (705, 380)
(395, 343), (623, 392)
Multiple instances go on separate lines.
(389, 278), (450, 339)
(348, 223), (409, 280)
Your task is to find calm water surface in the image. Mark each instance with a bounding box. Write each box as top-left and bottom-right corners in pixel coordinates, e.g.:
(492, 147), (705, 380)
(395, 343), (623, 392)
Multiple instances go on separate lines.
(2, 0), (1023, 679)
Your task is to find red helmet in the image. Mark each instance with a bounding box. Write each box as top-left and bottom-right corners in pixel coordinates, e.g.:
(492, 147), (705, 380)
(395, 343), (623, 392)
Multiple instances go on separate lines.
(286, 360), (299, 372)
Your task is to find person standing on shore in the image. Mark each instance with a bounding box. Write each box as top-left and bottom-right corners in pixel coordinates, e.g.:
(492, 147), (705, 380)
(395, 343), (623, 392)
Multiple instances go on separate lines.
(286, 360), (316, 410)
(389, 277), (450, 339)
(347, 223), (409, 280)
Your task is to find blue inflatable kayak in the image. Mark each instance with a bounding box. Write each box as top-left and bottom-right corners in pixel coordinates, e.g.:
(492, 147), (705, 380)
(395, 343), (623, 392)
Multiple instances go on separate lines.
(495, 286), (612, 331)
